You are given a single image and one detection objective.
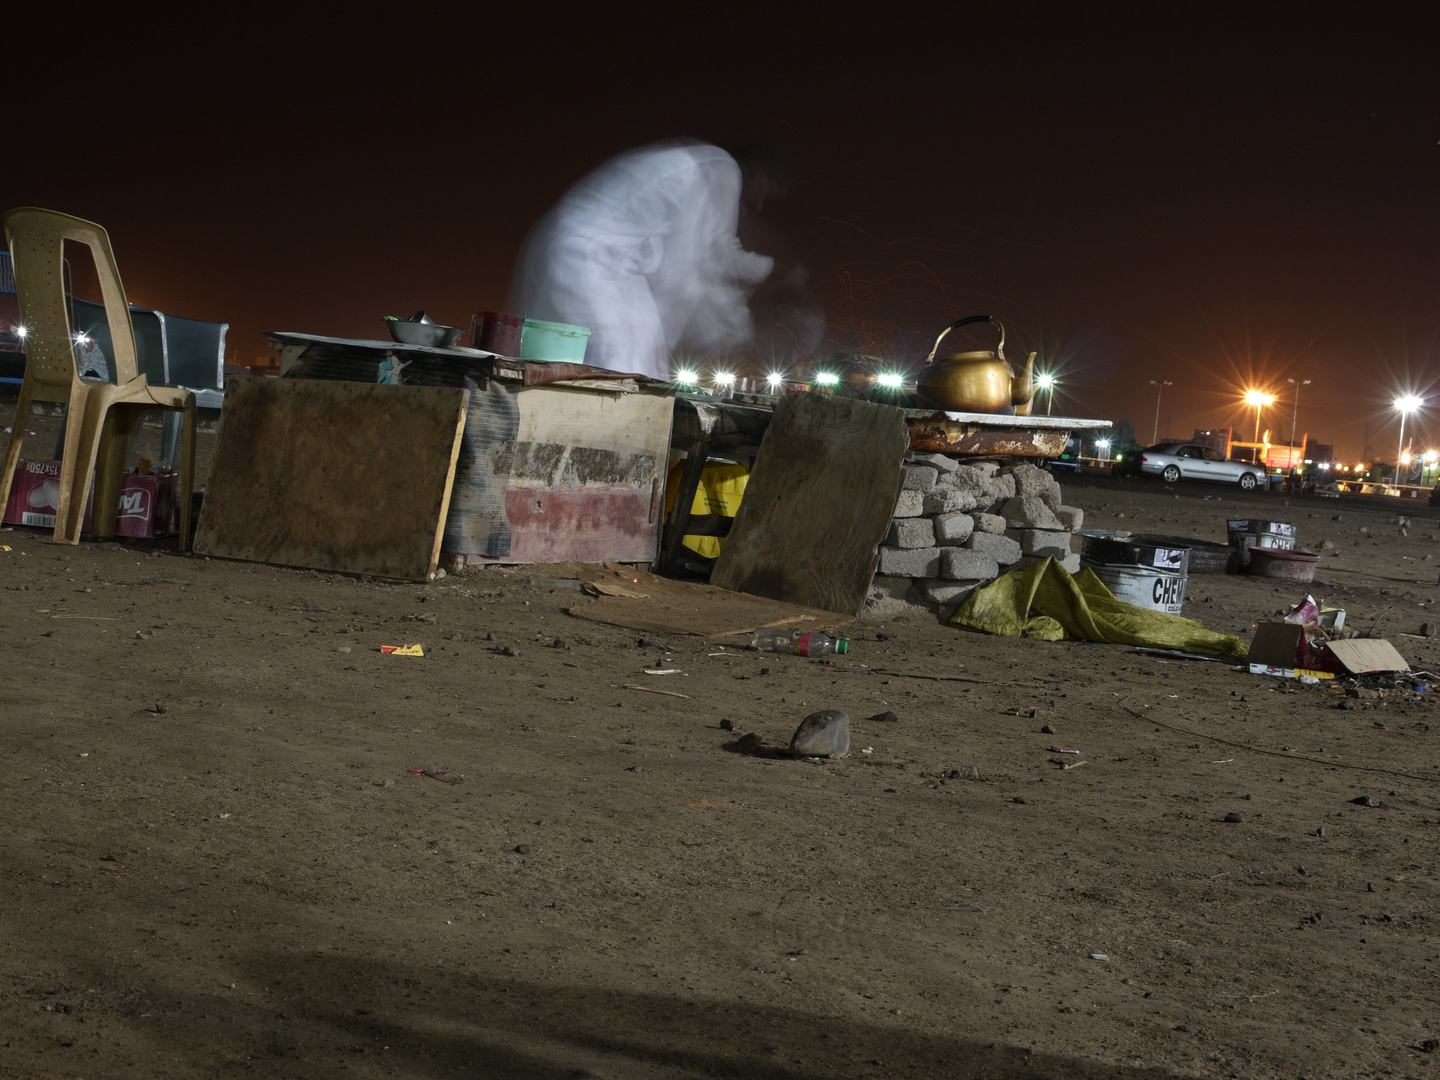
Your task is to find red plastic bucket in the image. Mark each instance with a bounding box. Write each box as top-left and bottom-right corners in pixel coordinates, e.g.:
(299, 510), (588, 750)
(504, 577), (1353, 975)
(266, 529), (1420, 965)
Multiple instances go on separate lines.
(477, 311), (523, 356)
(1247, 547), (1319, 582)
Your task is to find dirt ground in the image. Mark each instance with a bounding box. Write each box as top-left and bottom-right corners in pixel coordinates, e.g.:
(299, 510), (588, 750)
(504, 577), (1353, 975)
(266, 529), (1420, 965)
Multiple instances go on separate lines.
(4, 408), (1440, 1080)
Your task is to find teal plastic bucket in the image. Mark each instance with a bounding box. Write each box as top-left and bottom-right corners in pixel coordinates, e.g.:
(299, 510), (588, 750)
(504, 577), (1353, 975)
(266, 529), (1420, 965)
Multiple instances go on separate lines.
(519, 319), (591, 362)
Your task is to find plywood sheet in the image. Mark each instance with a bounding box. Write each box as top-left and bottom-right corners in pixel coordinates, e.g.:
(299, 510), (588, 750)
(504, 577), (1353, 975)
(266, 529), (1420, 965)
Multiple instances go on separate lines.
(194, 377), (469, 580)
(466, 386), (673, 564)
(567, 565), (854, 638)
(711, 392), (908, 616)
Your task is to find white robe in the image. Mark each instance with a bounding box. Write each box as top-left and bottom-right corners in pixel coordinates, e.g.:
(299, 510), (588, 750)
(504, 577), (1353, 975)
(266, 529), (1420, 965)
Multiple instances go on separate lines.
(512, 142), (774, 380)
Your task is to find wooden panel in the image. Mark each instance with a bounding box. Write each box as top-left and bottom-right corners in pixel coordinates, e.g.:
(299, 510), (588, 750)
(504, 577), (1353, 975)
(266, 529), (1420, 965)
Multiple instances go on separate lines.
(194, 377), (469, 581)
(466, 386), (673, 564)
(711, 392), (909, 616)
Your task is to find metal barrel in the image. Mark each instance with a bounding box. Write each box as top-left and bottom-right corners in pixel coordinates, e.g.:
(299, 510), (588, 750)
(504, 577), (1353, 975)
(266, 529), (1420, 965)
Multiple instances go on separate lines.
(1080, 535), (1191, 615)
(1226, 519), (1297, 565)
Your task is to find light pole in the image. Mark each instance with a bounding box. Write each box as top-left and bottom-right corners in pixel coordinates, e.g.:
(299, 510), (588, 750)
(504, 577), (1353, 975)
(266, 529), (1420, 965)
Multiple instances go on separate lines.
(1036, 373), (1057, 415)
(1149, 380), (1172, 444)
(1286, 377), (1311, 475)
(1244, 389), (1275, 444)
(1394, 395), (1423, 485)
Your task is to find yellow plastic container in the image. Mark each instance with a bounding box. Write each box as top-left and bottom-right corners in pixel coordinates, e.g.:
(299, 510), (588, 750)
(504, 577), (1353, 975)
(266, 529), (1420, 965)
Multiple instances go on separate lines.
(663, 462), (749, 559)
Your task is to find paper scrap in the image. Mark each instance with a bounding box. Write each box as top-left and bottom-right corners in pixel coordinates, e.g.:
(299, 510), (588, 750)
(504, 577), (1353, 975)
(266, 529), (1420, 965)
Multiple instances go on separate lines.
(381, 644), (424, 656)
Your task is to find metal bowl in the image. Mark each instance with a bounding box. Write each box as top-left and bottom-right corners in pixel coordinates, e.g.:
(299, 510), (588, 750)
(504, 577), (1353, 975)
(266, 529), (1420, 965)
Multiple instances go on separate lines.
(385, 318), (463, 348)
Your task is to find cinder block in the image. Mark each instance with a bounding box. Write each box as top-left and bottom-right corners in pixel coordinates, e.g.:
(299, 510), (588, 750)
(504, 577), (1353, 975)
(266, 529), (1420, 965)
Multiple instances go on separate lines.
(869, 575), (916, 601)
(984, 474), (1016, 504)
(1054, 505), (1084, 531)
(966, 531), (1022, 565)
(1012, 462), (1061, 503)
(999, 494), (1062, 530)
(1011, 528), (1072, 557)
(934, 511), (975, 544)
(924, 488), (980, 515)
(877, 545), (942, 578)
(941, 547), (999, 581)
(892, 489), (926, 518)
(911, 452), (960, 473)
(901, 464), (939, 492)
(885, 517), (936, 549)
(919, 579), (980, 605)
(973, 512), (1008, 534)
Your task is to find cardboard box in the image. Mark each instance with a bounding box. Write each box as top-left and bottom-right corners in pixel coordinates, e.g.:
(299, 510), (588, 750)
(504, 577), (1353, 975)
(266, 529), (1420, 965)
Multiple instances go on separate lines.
(1247, 621), (1311, 669)
(1324, 639), (1409, 675)
(3, 459), (176, 537)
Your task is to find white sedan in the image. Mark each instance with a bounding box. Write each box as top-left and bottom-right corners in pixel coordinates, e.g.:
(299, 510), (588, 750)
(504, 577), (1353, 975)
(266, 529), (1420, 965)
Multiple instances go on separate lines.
(1136, 442), (1270, 491)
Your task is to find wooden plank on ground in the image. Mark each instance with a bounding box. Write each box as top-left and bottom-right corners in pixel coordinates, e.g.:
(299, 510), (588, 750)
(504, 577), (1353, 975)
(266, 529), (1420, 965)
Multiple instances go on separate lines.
(194, 377), (469, 581)
(710, 392), (908, 616)
(567, 565), (854, 638)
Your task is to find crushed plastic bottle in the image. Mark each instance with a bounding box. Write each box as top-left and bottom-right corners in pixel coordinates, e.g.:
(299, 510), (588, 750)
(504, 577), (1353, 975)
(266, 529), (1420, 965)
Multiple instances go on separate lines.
(749, 627), (849, 656)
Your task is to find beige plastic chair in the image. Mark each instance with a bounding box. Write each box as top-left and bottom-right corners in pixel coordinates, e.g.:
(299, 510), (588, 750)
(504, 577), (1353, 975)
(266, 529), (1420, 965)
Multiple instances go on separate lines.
(0, 208), (195, 547)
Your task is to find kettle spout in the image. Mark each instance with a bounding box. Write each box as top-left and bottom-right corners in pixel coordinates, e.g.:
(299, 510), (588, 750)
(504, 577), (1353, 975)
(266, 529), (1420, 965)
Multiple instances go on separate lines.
(1011, 351), (1036, 412)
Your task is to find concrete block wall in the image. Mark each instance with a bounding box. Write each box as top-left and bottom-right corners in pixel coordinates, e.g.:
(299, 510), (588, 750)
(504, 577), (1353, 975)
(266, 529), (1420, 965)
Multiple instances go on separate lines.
(866, 457), (1083, 617)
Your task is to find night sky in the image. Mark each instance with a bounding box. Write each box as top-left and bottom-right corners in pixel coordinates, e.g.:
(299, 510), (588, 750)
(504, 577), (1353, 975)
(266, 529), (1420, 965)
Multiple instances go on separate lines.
(9, 7), (1439, 460)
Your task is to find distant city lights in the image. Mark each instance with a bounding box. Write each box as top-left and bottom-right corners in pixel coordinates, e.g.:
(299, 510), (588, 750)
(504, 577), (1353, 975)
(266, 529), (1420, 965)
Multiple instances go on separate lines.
(673, 369), (698, 386)
(876, 372), (904, 388)
(813, 371), (840, 386)
(712, 371), (735, 387)
(766, 372), (785, 388)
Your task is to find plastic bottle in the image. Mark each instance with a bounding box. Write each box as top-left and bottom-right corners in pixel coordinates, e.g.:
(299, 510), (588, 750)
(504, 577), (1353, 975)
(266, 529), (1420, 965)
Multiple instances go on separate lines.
(749, 627), (849, 656)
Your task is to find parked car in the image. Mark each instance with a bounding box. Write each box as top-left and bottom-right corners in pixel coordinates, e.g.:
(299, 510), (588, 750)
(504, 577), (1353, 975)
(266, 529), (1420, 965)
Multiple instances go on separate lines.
(1118, 442), (1269, 491)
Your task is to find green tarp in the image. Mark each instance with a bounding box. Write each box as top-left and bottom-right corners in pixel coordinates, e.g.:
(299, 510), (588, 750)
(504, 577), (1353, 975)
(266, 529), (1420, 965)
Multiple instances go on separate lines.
(948, 556), (1248, 659)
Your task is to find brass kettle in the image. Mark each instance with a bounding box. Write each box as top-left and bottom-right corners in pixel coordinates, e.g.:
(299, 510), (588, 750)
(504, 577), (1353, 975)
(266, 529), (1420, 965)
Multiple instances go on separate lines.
(915, 315), (1036, 415)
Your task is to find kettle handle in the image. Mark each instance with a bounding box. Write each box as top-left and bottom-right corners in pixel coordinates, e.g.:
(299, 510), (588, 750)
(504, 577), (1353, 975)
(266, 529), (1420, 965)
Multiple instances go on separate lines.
(926, 315), (1005, 364)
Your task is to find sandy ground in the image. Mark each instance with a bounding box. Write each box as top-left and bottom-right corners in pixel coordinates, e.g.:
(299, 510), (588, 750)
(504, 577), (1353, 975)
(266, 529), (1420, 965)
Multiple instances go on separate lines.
(3, 406), (1440, 1079)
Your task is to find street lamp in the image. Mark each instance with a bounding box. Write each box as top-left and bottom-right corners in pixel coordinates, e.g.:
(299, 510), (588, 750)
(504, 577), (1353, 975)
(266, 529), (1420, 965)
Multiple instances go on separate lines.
(1149, 380), (1172, 443)
(1036, 372), (1057, 416)
(1244, 389), (1275, 444)
(1286, 377), (1311, 475)
(1394, 395), (1423, 485)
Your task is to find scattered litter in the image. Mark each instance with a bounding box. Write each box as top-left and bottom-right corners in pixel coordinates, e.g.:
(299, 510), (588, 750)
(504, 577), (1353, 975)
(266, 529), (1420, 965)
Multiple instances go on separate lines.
(408, 767), (450, 777)
(623, 684), (688, 698)
(1049, 746), (1081, 754)
(643, 668), (682, 675)
(52, 614), (115, 620)
(381, 644), (424, 656)
(1060, 760), (1087, 770)
(860, 747), (874, 754)
(1090, 953), (1109, 961)
(0, 545), (9, 552)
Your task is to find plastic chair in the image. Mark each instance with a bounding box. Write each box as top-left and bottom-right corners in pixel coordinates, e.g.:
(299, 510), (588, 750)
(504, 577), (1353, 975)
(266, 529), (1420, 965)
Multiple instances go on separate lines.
(0, 208), (195, 547)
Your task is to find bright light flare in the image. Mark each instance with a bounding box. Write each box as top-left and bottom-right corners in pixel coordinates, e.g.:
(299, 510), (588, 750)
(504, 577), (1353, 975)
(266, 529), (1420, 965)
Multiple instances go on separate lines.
(876, 372), (904, 389)
(73, 332), (90, 345)
(13, 325), (26, 339)
(1243, 389), (1275, 407)
(765, 372), (785, 387)
(673, 369), (699, 386)
(711, 371), (735, 387)
(1096, 439), (1111, 450)
(1395, 395), (1423, 412)
(1036, 373), (1056, 390)
(813, 372), (840, 386)
(1402, 452), (1412, 465)
(1318, 462), (1331, 471)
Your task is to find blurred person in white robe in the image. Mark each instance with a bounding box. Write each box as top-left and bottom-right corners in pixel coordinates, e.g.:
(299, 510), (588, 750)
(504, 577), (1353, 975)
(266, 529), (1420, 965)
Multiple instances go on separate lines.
(512, 141), (782, 380)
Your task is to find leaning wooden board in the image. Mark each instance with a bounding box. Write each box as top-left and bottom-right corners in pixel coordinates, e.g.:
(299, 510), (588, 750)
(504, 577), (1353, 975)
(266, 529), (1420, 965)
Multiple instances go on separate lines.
(194, 377), (469, 581)
(711, 392), (909, 615)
